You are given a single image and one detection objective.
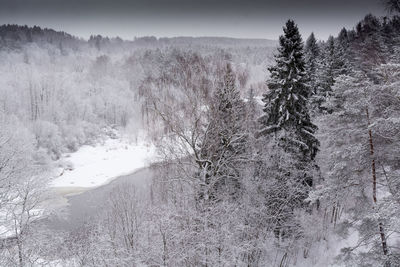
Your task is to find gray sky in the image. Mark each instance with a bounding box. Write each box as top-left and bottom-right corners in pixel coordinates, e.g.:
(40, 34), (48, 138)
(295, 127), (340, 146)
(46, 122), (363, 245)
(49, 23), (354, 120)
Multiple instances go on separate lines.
(0, 0), (385, 40)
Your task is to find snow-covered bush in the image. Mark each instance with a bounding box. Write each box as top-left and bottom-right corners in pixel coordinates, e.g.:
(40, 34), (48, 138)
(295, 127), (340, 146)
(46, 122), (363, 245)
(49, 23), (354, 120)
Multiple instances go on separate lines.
(32, 120), (64, 159)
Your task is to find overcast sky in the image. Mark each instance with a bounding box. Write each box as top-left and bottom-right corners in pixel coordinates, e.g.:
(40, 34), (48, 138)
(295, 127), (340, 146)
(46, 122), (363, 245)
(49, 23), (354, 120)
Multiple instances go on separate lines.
(0, 0), (386, 40)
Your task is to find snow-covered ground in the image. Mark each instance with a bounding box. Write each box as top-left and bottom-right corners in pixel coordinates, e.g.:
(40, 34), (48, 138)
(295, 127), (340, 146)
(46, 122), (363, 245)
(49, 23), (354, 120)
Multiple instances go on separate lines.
(51, 132), (156, 189)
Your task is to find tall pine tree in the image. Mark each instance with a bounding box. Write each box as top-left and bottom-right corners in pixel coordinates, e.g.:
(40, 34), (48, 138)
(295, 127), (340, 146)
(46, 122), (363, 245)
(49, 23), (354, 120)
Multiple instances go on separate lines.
(256, 20), (320, 239)
(259, 20), (319, 163)
(200, 63), (247, 202)
(305, 32), (320, 95)
(315, 35), (349, 112)
(384, 0), (400, 13)
(305, 32), (325, 115)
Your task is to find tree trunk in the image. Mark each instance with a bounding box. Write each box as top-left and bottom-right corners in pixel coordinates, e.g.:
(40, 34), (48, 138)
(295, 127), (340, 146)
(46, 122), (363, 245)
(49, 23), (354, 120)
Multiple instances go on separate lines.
(368, 128), (377, 203)
(366, 107), (390, 261)
(17, 237), (23, 267)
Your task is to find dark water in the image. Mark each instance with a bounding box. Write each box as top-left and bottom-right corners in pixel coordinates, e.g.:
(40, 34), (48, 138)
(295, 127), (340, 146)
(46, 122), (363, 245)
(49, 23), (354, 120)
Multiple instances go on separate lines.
(43, 167), (154, 231)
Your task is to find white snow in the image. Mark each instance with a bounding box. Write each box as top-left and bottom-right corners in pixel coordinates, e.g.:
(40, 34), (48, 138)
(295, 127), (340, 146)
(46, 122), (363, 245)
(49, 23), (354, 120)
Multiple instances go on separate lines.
(0, 211), (13, 239)
(0, 207), (44, 239)
(51, 133), (156, 188)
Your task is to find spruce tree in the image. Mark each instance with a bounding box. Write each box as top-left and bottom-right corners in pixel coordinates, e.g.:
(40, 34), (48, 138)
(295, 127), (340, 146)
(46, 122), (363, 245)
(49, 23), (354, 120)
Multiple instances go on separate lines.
(337, 28), (349, 48)
(305, 32), (325, 115)
(305, 32), (320, 95)
(320, 36), (336, 96)
(255, 21), (320, 239)
(384, 0), (400, 13)
(200, 63), (246, 201)
(315, 36), (349, 112)
(336, 29), (351, 75)
(260, 20), (319, 162)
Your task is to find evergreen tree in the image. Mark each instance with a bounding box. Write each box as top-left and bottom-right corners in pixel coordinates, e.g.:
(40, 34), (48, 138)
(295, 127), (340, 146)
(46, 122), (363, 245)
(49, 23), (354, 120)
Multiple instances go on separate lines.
(315, 35), (349, 112)
(259, 20), (319, 162)
(336, 28), (351, 75)
(305, 32), (327, 115)
(319, 36), (336, 96)
(337, 28), (349, 47)
(305, 32), (320, 95)
(381, 17), (395, 52)
(352, 14), (387, 76)
(200, 63), (247, 201)
(383, 0), (400, 13)
(256, 20), (320, 239)
(316, 66), (400, 266)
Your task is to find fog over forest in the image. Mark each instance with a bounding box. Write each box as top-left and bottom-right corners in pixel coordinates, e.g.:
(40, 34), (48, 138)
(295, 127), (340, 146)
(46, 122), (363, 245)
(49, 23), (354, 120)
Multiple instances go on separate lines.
(0, 1), (400, 266)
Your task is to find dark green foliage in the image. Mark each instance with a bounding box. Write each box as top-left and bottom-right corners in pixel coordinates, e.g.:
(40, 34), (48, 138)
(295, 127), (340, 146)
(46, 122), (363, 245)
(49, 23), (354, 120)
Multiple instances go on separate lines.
(260, 20), (319, 161)
(383, 0), (400, 13)
(256, 21), (320, 239)
(0, 24), (81, 50)
(305, 32), (320, 95)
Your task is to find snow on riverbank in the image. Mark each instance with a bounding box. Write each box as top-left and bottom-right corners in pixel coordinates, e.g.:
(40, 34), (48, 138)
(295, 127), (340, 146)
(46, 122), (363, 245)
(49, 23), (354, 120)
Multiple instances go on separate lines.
(51, 133), (156, 188)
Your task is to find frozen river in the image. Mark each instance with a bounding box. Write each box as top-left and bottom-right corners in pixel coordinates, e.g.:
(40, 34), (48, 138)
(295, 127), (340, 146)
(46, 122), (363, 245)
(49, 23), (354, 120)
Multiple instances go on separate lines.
(44, 167), (155, 231)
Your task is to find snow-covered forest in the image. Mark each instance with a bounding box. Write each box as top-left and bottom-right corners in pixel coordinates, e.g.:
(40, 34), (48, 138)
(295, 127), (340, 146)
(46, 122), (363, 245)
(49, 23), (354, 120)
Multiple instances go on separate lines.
(1, 1), (400, 266)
